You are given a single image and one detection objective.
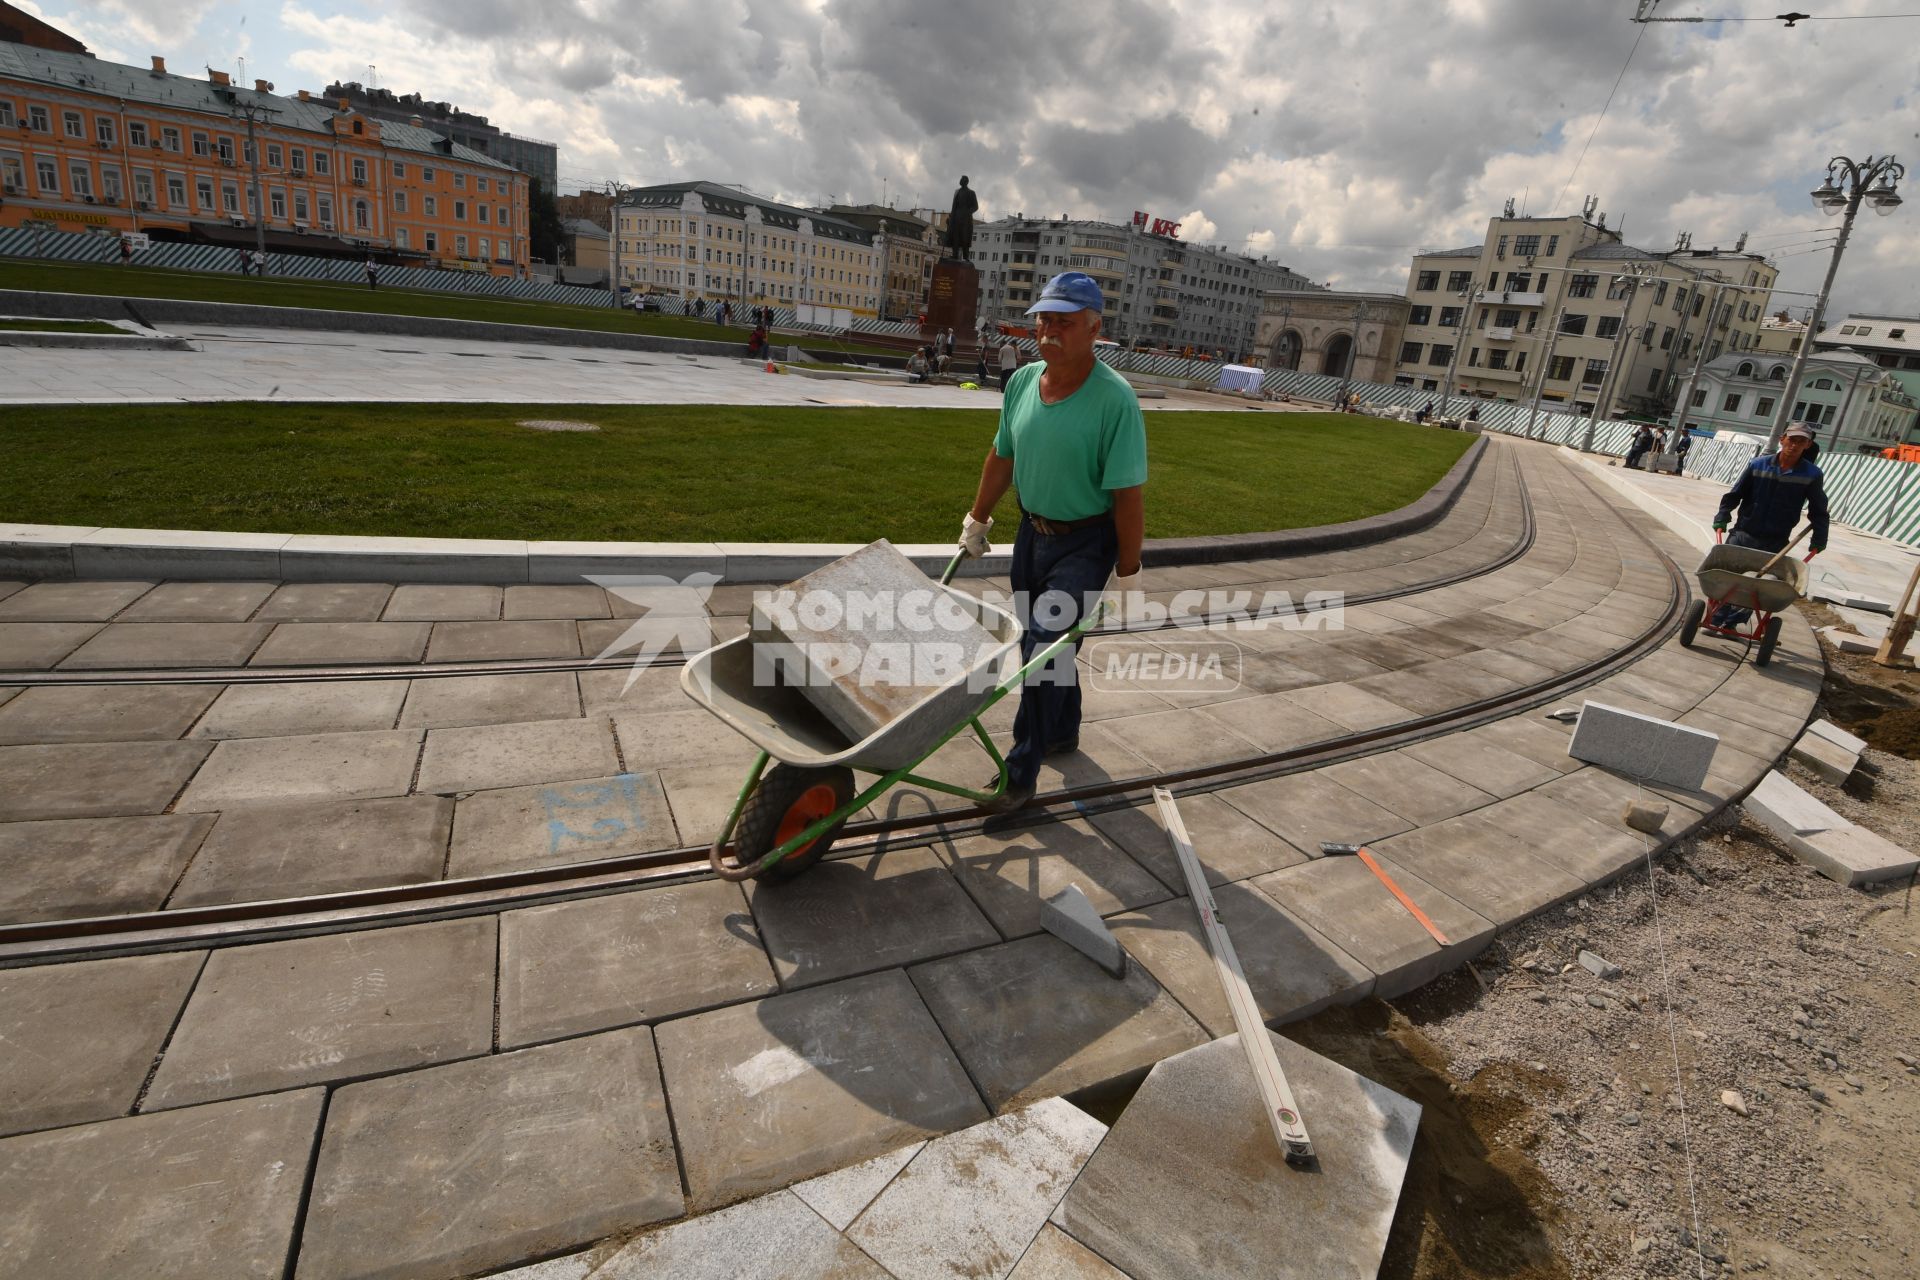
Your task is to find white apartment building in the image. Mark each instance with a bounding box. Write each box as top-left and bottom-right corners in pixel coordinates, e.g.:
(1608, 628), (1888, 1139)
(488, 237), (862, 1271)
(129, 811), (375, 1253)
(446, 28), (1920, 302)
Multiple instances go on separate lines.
(1673, 349), (1918, 454)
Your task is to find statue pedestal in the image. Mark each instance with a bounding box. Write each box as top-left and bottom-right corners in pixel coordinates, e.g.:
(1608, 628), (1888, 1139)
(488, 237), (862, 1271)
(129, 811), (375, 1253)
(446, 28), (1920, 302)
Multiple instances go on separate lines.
(924, 259), (979, 338)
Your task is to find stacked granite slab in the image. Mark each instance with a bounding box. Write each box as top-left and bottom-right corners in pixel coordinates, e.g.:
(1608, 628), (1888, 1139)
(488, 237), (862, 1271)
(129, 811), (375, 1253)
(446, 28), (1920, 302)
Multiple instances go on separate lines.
(1743, 769), (1919, 887)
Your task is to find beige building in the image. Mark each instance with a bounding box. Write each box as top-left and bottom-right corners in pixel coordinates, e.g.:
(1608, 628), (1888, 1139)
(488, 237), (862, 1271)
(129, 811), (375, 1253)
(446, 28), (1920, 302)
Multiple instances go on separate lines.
(614, 180), (881, 316)
(1256, 289), (1409, 384)
(823, 204), (935, 322)
(1392, 210), (1778, 418)
(1754, 311), (1807, 355)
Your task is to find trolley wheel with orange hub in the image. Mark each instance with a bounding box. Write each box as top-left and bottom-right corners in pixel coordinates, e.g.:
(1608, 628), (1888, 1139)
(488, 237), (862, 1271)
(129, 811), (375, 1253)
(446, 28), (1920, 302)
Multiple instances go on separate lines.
(732, 763), (857, 881)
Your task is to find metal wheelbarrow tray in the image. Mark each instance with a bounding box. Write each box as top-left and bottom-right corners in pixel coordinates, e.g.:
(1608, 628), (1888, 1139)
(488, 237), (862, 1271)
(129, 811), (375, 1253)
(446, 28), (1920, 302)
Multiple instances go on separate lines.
(1680, 542), (1808, 666)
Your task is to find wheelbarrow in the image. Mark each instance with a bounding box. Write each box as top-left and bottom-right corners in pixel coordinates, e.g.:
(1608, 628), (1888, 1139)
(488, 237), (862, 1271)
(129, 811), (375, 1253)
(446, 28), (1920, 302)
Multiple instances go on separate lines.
(1678, 528), (1811, 667)
(681, 550), (1105, 882)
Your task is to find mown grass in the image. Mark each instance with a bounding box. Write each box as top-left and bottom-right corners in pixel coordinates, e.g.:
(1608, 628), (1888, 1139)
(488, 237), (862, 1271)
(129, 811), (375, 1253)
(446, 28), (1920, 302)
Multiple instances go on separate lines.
(0, 403), (1473, 542)
(0, 317), (125, 334)
(0, 259), (906, 358)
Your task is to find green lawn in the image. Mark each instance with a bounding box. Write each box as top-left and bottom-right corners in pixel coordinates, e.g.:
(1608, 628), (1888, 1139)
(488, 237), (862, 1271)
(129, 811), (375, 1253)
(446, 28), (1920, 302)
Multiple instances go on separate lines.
(0, 317), (125, 334)
(0, 404), (1473, 543)
(0, 260), (906, 359)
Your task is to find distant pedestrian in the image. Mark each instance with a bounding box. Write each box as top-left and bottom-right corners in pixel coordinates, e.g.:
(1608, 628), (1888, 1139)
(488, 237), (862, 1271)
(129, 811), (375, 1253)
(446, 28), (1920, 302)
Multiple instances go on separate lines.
(119, 238), (133, 266)
(1466, 405), (1480, 424)
(364, 257), (379, 291)
(719, 300), (731, 327)
(250, 249), (265, 278)
(976, 347), (989, 383)
(1416, 401), (1433, 424)
(998, 338), (1019, 390)
(748, 321), (768, 358)
(237, 248), (251, 278)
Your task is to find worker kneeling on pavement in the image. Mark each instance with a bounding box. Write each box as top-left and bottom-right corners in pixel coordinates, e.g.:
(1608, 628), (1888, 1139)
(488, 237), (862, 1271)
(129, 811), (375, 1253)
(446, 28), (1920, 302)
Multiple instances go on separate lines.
(1710, 421), (1829, 628)
(959, 272), (1147, 820)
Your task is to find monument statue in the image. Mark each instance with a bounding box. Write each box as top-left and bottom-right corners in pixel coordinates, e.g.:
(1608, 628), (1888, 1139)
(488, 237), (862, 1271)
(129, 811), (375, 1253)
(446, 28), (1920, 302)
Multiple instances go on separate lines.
(943, 176), (978, 262)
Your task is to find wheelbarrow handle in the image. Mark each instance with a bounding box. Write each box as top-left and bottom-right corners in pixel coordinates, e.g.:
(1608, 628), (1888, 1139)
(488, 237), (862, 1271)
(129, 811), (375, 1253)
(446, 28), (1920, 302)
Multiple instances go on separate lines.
(940, 549), (965, 586)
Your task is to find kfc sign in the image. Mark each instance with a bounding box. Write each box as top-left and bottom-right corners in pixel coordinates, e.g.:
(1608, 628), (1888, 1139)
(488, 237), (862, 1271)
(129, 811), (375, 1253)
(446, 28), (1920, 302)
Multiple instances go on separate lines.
(1131, 210), (1182, 237)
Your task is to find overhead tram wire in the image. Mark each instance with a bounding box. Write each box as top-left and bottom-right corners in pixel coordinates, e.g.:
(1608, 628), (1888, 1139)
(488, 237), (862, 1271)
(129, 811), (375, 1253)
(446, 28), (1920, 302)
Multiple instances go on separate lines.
(1549, 20), (1650, 216)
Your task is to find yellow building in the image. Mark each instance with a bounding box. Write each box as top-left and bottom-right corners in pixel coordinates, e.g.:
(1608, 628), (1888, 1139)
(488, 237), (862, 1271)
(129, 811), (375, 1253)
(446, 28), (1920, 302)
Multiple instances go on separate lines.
(0, 44), (529, 273)
(615, 181), (880, 317)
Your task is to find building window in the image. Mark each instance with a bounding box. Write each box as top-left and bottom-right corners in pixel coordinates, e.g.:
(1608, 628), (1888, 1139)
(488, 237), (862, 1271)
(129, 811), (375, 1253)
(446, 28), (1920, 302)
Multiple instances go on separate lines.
(222, 184), (237, 214)
(1756, 396), (1775, 418)
(351, 157), (367, 183)
(354, 199), (370, 230)
(34, 156), (57, 193)
(126, 120), (147, 147)
(1406, 304), (1432, 327)
(1438, 306), (1463, 328)
(192, 131), (210, 157)
(1568, 274), (1597, 299)
(1415, 269), (1440, 290)
(67, 162), (91, 198)
(393, 191), (407, 212)
(1691, 388), (1708, 408)
(497, 205), (508, 227)
(1648, 369), (1662, 392)
(294, 191), (309, 221)
(313, 151), (330, 175)
(94, 117), (114, 147)
(425, 230), (437, 252)
(1660, 326), (1674, 351)
(262, 143), (279, 168)
(1446, 270), (1473, 292)
(133, 170), (153, 204)
(397, 227), (409, 248)
(290, 148), (306, 174)
(456, 234), (468, 256)
(1399, 341), (1423, 364)
(214, 137), (232, 162)
(1584, 358), (1609, 385)
(422, 166), (434, 181)
(196, 177), (214, 209)
(477, 203), (488, 223)
(318, 194), (333, 225)
(424, 196), (437, 216)
(1597, 316), (1621, 339)
(270, 189), (285, 219)
(161, 126), (180, 152)
(453, 172), (465, 188)
(454, 200), (466, 221)
(1549, 355), (1576, 382)
(1723, 392), (1742, 413)
(479, 237), (490, 259)
(1428, 344), (1453, 367)
(166, 174), (185, 206)
(1514, 234), (1541, 257)
(62, 110), (82, 138)
(1560, 313), (1588, 336)
(393, 159), (405, 178)
(1488, 349), (1509, 370)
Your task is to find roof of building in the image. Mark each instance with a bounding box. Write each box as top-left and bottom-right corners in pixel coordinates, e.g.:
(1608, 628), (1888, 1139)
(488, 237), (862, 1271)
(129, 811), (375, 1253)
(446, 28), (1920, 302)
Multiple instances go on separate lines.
(1703, 348), (1882, 378)
(0, 43), (515, 172)
(1568, 242), (1666, 263)
(1817, 313), (1920, 354)
(825, 203), (930, 236)
(1415, 245), (1484, 259)
(562, 218), (608, 240)
(622, 180), (875, 245)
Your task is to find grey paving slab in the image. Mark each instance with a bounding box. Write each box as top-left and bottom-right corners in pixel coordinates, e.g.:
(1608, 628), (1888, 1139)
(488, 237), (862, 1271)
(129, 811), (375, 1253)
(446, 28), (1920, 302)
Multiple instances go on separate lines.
(191, 678), (410, 739)
(1194, 693), (1349, 754)
(176, 727), (423, 811)
(0, 682), (218, 744)
(1467, 714), (1583, 775)
(1569, 700), (1718, 789)
(1091, 706), (1266, 772)
(0, 579), (152, 621)
(940, 818), (1170, 939)
(655, 968), (988, 1211)
(58, 621), (273, 670)
(1009, 1224), (1131, 1279)
(250, 620), (431, 666)
(416, 716), (618, 794)
(1055, 1032), (1419, 1280)
(295, 1026), (682, 1280)
(1084, 791), (1308, 891)
(1273, 641), (1392, 683)
(499, 877), (775, 1048)
(503, 583), (612, 619)
(1319, 749), (1499, 826)
(660, 763), (753, 845)
(425, 619), (582, 661)
(0, 951), (206, 1136)
(381, 583), (502, 621)
(848, 1098), (1108, 1280)
(1471, 790), (1651, 885)
(910, 932), (1206, 1112)
(397, 670), (580, 729)
(0, 581), (21, 602)
(0, 621), (102, 669)
(749, 846), (1002, 989)
(1253, 855), (1494, 999)
(0, 1089), (325, 1280)
(450, 771), (678, 878)
(0, 739), (211, 820)
(0, 812), (215, 923)
(169, 795), (453, 907)
(1372, 812), (1588, 925)
(145, 916), (496, 1110)
(578, 663), (698, 716)
(580, 613), (747, 661)
(254, 582), (394, 621)
(117, 580), (276, 622)
(790, 1141), (925, 1231)
(589, 1190), (893, 1280)
(1401, 729), (1561, 798)
(1106, 880), (1373, 1035)
(612, 706), (771, 774)
(1217, 770), (1416, 860)
(1278, 681), (1415, 731)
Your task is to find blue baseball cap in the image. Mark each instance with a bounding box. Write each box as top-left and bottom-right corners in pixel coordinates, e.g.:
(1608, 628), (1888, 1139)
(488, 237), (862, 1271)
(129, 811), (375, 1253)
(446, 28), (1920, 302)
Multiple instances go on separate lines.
(1025, 271), (1104, 315)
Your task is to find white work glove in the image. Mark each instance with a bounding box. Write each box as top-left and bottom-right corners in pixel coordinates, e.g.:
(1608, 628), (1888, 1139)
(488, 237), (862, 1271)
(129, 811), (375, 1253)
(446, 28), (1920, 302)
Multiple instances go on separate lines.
(960, 512), (994, 558)
(1099, 568), (1143, 628)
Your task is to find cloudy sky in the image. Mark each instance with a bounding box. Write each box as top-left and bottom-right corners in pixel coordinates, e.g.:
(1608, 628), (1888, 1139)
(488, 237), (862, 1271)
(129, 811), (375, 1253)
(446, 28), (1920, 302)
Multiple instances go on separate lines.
(22, 0), (1920, 316)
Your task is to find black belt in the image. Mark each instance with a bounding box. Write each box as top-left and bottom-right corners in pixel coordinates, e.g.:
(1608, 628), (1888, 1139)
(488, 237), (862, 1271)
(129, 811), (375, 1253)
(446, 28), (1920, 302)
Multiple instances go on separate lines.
(1023, 511), (1113, 536)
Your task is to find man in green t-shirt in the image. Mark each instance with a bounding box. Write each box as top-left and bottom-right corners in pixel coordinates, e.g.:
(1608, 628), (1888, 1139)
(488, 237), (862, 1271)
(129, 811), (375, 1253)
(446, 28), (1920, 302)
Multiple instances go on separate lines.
(959, 272), (1148, 818)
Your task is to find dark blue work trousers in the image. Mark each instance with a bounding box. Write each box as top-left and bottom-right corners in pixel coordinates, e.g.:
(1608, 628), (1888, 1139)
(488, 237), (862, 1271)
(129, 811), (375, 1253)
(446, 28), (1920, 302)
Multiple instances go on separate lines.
(1004, 515), (1118, 790)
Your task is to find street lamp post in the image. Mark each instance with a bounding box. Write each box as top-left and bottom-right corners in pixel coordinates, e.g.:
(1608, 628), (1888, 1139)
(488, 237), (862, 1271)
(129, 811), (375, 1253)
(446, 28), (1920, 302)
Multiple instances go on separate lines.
(1581, 266), (1651, 452)
(1767, 153), (1904, 448)
(1337, 298), (1366, 406)
(226, 93), (277, 268)
(606, 182), (633, 310)
(1524, 308), (1567, 441)
(1438, 286), (1483, 422)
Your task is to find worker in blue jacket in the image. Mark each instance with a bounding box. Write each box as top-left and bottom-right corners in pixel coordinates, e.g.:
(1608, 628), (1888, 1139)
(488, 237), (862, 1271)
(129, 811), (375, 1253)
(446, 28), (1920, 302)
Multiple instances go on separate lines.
(1710, 421), (1829, 626)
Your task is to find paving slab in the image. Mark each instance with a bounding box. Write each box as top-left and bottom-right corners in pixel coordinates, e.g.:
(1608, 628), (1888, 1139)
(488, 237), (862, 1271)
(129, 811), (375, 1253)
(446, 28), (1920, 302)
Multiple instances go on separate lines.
(0, 811), (215, 923)
(1789, 730), (1858, 785)
(398, 670), (580, 729)
(117, 581), (277, 622)
(0, 739), (211, 820)
(910, 932), (1207, 1112)
(176, 727), (422, 811)
(1371, 811), (1588, 925)
(503, 583), (612, 619)
(1793, 825), (1920, 888)
(1253, 856), (1495, 999)
(612, 706), (767, 773)
(1083, 791), (1308, 891)
(254, 582), (394, 621)
(578, 663), (698, 716)
(498, 877), (776, 1048)
(1400, 729), (1561, 798)
(169, 795), (453, 907)
(1744, 769), (1845, 836)
(0, 621), (103, 669)
(749, 846), (1002, 989)
(0, 579), (152, 621)
(1568, 700), (1719, 789)
(425, 619), (582, 661)
(416, 716), (618, 794)
(1008, 1224), (1131, 1279)
(381, 583), (503, 621)
(940, 818), (1170, 939)
(0, 951), (206, 1136)
(1276, 682), (1414, 731)
(1194, 694), (1349, 754)
(190, 678), (409, 738)
(57, 621), (273, 670)
(1054, 1032), (1419, 1280)
(450, 771), (678, 878)
(0, 1090), (325, 1280)
(1321, 750), (1499, 825)
(847, 1098), (1109, 1280)
(295, 1026), (682, 1280)
(1806, 717), (1869, 756)
(654, 968), (988, 1211)
(1092, 706), (1267, 772)
(249, 621), (431, 666)
(790, 1141), (925, 1231)
(1217, 770), (1416, 860)
(588, 1190), (892, 1280)
(580, 613), (746, 661)
(0, 682), (218, 744)
(144, 916), (496, 1110)
(1106, 880), (1373, 1035)
(1467, 714), (1584, 775)
(660, 763), (755, 845)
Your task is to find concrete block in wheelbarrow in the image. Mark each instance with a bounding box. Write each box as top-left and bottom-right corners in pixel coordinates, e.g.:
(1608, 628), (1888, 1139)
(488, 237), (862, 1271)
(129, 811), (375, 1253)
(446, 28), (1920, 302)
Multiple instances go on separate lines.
(749, 540), (1001, 747)
(1566, 700), (1718, 790)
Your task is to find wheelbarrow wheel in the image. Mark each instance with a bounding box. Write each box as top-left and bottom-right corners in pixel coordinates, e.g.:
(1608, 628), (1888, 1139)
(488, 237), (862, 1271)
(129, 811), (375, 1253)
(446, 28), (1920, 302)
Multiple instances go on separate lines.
(1756, 615), (1782, 667)
(1679, 599), (1705, 648)
(735, 763), (856, 882)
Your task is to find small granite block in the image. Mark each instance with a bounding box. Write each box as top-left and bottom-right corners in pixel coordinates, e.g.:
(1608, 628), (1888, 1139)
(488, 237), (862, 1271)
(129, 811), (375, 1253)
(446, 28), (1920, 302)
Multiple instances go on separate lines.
(749, 540), (998, 745)
(1745, 769), (1844, 837)
(1789, 731), (1857, 785)
(1040, 883), (1127, 978)
(1807, 718), (1868, 756)
(1820, 626), (1877, 655)
(1567, 700), (1717, 790)
(1812, 588), (1892, 615)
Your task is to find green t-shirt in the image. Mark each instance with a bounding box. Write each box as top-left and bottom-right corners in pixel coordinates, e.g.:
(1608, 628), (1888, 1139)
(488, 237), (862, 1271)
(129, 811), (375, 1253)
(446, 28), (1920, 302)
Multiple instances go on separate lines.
(992, 360), (1148, 521)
